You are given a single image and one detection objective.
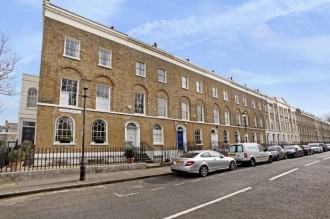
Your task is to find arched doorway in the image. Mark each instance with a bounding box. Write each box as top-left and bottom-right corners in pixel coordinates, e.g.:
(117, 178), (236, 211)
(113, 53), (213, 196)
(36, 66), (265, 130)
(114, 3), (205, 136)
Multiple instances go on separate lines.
(176, 126), (186, 150)
(125, 122), (140, 147)
(210, 129), (218, 150)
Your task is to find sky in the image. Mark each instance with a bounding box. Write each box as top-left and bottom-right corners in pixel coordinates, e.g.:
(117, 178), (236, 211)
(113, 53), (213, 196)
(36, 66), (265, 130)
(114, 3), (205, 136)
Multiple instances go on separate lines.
(1, 0), (330, 125)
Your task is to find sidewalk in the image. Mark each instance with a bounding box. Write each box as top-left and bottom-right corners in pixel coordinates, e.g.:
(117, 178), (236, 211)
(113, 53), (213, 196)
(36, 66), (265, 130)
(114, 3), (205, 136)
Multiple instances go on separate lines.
(0, 164), (172, 199)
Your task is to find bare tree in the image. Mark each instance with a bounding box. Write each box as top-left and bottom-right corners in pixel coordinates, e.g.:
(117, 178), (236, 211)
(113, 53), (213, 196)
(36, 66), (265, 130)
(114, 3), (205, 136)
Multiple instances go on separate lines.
(324, 113), (330, 123)
(0, 32), (18, 112)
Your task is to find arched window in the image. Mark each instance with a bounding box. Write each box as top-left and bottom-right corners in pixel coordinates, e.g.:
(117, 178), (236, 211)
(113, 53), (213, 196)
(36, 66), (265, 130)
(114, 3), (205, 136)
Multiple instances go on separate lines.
(253, 132), (257, 143)
(234, 131), (240, 143)
(27, 88), (37, 108)
(92, 119), (107, 143)
(224, 130), (229, 143)
(55, 116), (74, 143)
(195, 129), (202, 144)
(259, 133), (264, 143)
(153, 124), (163, 144)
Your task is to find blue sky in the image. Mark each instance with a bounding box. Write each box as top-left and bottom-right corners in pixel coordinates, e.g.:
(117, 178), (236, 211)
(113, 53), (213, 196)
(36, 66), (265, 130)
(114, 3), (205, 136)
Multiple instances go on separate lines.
(1, 0), (330, 125)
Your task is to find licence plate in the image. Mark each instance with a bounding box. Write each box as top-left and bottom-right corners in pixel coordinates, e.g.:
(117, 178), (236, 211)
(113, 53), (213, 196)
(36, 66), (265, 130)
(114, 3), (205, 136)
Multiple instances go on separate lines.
(175, 161), (183, 166)
(229, 154), (236, 158)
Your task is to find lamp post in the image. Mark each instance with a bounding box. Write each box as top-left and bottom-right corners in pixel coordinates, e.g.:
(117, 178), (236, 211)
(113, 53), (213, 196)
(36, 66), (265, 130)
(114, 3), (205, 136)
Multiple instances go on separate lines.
(80, 78), (91, 181)
(315, 128), (319, 143)
(242, 112), (247, 142)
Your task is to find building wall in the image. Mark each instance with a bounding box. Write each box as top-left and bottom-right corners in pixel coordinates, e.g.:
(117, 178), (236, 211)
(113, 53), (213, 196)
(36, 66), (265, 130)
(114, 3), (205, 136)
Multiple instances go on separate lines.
(36, 3), (269, 149)
(18, 74), (39, 144)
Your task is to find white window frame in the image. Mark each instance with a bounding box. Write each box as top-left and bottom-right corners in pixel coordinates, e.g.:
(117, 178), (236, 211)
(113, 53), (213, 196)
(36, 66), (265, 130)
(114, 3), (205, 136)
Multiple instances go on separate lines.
(54, 116), (75, 144)
(195, 129), (202, 144)
(223, 90), (229, 101)
(213, 109), (220, 124)
(196, 81), (202, 93)
(252, 100), (256, 109)
(181, 102), (190, 120)
(27, 88), (38, 108)
(135, 61), (146, 77)
(60, 78), (78, 107)
(224, 111), (230, 125)
(157, 68), (166, 83)
(153, 124), (164, 145)
(236, 113), (241, 126)
(134, 93), (145, 114)
(182, 76), (189, 89)
(234, 94), (240, 104)
(96, 85), (110, 111)
(212, 87), (218, 98)
(197, 105), (204, 122)
(243, 97), (247, 106)
(63, 37), (80, 60)
(258, 102), (262, 110)
(98, 48), (112, 68)
(157, 97), (167, 117)
(91, 119), (107, 144)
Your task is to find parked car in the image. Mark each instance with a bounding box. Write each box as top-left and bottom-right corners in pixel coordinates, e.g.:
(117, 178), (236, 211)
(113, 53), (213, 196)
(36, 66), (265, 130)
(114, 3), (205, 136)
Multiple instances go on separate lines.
(171, 150), (237, 177)
(308, 143), (323, 153)
(326, 144), (330, 151)
(321, 143), (327, 152)
(300, 145), (314, 156)
(283, 145), (304, 158)
(266, 145), (287, 161)
(228, 143), (273, 166)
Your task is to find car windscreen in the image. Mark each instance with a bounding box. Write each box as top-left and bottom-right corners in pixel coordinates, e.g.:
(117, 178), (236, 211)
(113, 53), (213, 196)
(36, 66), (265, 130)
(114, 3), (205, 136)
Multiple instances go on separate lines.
(267, 147), (276, 151)
(180, 152), (199, 158)
(228, 145), (243, 153)
(284, 146), (294, 150)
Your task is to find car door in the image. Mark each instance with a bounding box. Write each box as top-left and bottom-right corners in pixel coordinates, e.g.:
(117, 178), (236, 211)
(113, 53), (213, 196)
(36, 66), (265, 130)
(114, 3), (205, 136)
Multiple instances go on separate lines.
(200, 152), (215, 171)
(209, 151), (226, 170)
(257, 145), (267, 162)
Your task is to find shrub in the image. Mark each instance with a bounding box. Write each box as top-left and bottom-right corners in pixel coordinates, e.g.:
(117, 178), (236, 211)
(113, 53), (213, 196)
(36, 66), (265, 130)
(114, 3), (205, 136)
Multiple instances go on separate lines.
(8, 149), (26, 163)
(124, 148), (134, 158)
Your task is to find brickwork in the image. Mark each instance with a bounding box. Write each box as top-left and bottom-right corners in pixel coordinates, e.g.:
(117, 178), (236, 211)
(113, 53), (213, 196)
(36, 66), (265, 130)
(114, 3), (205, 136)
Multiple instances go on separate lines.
(39, 3), (329, 149)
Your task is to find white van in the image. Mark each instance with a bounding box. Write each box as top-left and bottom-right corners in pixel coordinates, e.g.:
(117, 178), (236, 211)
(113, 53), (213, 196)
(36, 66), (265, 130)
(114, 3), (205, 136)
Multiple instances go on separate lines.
(228, 143), (273, 166)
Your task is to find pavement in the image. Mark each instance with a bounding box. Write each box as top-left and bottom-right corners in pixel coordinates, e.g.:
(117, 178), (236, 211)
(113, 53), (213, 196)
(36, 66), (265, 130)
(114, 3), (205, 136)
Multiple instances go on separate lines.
(0, 163), (172, 199)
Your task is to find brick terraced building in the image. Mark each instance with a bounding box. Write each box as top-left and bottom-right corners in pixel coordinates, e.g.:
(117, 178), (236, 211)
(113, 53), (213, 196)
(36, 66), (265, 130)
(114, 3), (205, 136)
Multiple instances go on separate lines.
(36, 1), (329, 149)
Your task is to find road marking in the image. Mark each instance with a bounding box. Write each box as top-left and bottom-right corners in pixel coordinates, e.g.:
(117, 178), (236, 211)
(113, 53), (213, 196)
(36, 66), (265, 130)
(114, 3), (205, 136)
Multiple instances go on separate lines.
(114, 192), (139, 197)
(324, 157), (330, 160)
(174, 183), (185, 186)
(130, 185), (142, 188)
(151, 187), (165, 191)
(305, 161), (320, 166)
(163, 187), (252, 219)
(269, 168), (299, 181)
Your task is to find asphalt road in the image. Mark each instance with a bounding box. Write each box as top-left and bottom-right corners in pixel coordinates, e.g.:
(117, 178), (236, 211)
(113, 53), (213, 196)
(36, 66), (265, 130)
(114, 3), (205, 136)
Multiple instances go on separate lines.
(1, 152), (330, 219)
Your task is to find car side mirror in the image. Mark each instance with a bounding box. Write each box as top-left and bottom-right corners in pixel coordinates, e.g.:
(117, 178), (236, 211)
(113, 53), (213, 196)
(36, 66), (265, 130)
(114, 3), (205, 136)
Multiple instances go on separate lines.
(264, 148), (268, 152)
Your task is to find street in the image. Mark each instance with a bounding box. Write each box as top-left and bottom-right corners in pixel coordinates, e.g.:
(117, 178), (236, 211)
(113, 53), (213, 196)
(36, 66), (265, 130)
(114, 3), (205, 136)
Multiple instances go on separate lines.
(1, 153), (330, 219)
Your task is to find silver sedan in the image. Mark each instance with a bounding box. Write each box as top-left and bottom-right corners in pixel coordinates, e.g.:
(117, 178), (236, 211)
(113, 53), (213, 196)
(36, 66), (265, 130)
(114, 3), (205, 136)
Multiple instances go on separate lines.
(171, 150), (237, 177)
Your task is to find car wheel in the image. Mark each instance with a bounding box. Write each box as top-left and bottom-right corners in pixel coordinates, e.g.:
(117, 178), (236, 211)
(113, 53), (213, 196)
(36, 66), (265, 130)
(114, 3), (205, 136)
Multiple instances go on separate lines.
(250, 158), (256, 166)
(268, 156), (273, 163)
(276, 155), (280, 161)
(199, 165), (208, 177)
(229, 161), (236, 171)
(294, 153), (297, 158)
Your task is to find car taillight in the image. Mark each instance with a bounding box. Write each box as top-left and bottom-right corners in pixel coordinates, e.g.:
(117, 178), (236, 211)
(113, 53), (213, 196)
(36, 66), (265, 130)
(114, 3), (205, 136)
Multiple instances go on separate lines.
(185, 161), (195, 166)
(244, 153), (247, 158)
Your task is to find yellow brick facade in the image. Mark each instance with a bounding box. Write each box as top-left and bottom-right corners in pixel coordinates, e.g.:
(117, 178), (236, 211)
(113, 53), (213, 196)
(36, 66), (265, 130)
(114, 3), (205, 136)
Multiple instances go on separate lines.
(41, 2), (330, 149)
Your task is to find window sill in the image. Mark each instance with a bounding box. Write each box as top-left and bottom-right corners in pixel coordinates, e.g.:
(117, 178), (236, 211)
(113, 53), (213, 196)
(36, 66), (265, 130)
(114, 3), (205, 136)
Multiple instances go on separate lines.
(153, 143), (164, 146)
(91, 142), (109, 146)
(63, 54), (80, 61)
(53, 142), (76, 146)
(135, 74), (146, 78)
(158, 80), (167, 84)
(98, 64), (112, 69)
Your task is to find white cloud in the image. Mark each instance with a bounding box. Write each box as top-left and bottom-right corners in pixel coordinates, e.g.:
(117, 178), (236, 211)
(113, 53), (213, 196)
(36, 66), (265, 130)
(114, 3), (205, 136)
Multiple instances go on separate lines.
(51, 0), (126, 23)
(128, 0), (330, 63)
